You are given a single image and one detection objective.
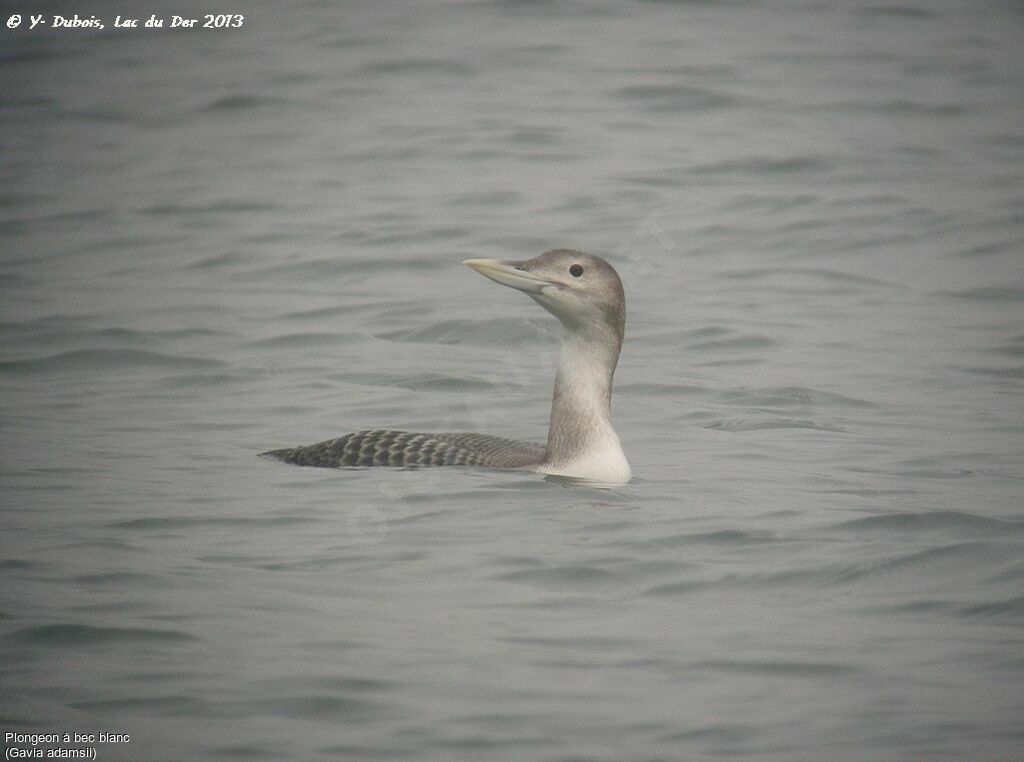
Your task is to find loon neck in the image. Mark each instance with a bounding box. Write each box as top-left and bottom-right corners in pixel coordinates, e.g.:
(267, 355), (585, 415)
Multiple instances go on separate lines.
(542, 326), (630, 482)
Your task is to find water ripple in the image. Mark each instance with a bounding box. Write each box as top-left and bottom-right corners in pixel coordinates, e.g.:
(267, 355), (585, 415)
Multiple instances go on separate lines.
(5, 623), (197, 647)
(612, 83), (740, 112)
(695, 659), (861, 677)
(0, 349), (223, 374)
(832, 511), (1024, 535)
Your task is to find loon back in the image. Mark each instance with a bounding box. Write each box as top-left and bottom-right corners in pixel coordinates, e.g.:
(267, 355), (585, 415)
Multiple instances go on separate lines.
(262, 249), (631, 484)
(263, 430), (545, 469)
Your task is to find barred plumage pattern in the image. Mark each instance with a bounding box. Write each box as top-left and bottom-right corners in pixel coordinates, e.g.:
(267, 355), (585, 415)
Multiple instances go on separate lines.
(261, 429), (545, 469)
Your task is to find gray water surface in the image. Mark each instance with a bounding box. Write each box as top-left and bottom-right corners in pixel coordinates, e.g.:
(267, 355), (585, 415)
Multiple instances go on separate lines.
(2, 1), (1023, 760)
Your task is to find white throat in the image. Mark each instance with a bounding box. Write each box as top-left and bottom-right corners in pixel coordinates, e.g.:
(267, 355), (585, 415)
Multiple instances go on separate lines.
(539, 329), (631, 484)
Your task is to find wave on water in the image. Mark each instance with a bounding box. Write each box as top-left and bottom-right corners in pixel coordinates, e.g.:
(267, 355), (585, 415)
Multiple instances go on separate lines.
(236, 256), (445, 283)
(831, 510), (1024, 535)
(0, 349), (224, 374)
(611, 83), (740, 112)
(377, 317), (554, 347)
(702, 418), (847, 432)
(4, 623), (197, 647)
(245, 332), (363, 350)
(689, 155), (832, 176)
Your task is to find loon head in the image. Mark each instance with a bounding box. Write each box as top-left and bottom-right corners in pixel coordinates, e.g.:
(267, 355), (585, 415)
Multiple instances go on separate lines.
(463, 249), (625, 344)
(464, 249), (631, 485)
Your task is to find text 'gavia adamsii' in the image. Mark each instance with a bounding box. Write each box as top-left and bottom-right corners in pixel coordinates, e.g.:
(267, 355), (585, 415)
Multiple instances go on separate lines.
(262, 249), (631, 484)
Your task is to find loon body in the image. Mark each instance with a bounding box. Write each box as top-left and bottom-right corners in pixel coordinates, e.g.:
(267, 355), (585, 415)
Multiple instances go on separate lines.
(262, 249), (631, 484)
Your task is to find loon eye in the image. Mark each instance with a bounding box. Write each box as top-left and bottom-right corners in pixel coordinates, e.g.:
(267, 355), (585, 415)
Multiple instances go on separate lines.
(569, 263), (584, 277)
